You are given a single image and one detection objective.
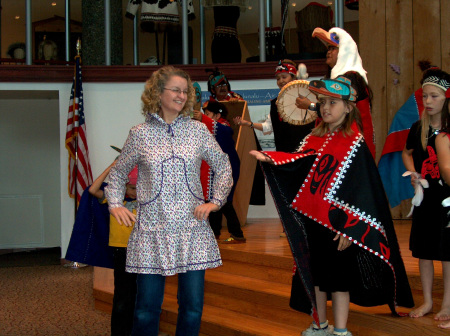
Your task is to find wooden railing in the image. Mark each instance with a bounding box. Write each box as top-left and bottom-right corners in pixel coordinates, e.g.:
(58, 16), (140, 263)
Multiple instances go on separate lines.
(0, 59), (328, 83)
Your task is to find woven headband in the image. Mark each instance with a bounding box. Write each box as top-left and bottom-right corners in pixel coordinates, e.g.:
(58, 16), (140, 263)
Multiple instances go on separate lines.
(422, 75), (450, 98)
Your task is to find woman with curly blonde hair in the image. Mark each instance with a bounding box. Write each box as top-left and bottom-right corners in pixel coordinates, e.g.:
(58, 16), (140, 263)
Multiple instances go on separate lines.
(141, 65), (196, 118)
(106, 66), (233, 336)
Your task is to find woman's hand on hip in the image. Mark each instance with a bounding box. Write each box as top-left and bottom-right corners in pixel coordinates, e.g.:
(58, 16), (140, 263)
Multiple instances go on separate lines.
(110, 207), (136, 227)
(194, 202), (219, 221)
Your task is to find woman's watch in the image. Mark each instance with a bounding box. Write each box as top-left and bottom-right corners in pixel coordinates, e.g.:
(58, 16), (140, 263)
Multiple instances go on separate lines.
(309, 103), (316, 111)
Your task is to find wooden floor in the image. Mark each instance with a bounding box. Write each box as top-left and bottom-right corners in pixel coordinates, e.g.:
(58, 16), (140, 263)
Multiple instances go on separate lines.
(95, 218), (448, 336)
(209, 218), (446, 336)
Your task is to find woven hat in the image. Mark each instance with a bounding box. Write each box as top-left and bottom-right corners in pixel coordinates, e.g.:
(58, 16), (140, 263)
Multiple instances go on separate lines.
(309, 76), (357, 102)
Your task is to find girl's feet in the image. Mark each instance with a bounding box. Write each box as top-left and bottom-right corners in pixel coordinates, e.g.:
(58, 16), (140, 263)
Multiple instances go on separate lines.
(332, 331), (352, 336)
(409, 302), (433, 318)
(435, 307), (450, 321)
(301, 321), (333, 336)
(438, 320), (450, 329)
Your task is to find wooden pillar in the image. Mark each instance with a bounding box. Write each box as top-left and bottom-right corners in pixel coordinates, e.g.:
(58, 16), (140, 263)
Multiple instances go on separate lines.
(359, 0), (386, 162)
(442, 1), (450, 71)
(412, 0), (441, 84)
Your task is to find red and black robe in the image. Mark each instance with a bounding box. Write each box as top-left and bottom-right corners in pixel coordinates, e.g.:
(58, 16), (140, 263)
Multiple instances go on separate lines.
(260, 122), (413, 323)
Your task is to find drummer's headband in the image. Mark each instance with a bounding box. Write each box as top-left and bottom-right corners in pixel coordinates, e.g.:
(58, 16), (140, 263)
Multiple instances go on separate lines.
(309, 76), (357, 102)
(275, 61), (297, 76)
(210, 74), (228, 87)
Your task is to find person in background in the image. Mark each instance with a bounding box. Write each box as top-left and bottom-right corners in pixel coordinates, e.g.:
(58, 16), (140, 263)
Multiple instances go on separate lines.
(89, 161), (138, 336)
(234, 59), (316, 238)
(251, 76), (413, 336)
(295, 27), (376, 159)
(105, 66), (233, 336)
(206, 67), (267, 214)
(234, 59), (316, 153)
(193, 101), (246, 243)
(402, 63), (450, 321)
(207, 68), (243, 102)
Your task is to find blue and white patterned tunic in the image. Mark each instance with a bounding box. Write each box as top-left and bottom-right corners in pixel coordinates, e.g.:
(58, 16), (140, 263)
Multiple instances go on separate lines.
(105, 113), (232, 276)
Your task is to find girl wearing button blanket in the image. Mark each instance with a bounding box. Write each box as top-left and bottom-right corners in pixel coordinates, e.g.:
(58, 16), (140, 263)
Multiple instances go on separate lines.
(105, 66), (233, 336)
(250, 76), (413, 336)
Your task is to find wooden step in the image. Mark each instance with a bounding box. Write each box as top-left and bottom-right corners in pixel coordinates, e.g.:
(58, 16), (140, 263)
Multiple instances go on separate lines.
(160, 295), (303, 336)
(165, 270), (300, 326)
(219, 248), (293, 269)
(219, 245), (443, 292)
(217, 251), (293, 285)
(94, 219), (449, 336)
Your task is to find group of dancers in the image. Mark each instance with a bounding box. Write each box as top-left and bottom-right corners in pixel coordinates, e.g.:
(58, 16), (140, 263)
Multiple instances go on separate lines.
(66, 26), (450, 336)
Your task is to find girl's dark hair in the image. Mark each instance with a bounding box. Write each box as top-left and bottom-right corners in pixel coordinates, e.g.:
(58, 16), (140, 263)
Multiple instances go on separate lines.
(204, 101), (228, 119)
(419, 60), (450, 86)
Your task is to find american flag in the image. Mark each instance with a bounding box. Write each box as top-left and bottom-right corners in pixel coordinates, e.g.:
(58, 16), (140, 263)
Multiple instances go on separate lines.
(65, 56), (93, 203)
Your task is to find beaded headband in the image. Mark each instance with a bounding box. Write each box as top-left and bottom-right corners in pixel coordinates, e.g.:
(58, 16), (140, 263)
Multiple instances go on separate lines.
(275, 61), (297, 76)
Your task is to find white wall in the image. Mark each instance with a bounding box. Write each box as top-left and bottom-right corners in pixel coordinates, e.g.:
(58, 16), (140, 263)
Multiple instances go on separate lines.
(0, 92), (61, 248)
(0, 77), (283, 256)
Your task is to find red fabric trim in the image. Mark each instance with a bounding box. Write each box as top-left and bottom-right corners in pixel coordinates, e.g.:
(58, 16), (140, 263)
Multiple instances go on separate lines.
(200, 115), (215, 200)
(380, 130), (409, 156)
(217, 117), (230, 126)
(356, 97), (376, 159)
(262, 148), (316, 166)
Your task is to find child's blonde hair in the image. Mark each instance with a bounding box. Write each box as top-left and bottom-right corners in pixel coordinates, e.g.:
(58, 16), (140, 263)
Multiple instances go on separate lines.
(311, 101), (363, 137)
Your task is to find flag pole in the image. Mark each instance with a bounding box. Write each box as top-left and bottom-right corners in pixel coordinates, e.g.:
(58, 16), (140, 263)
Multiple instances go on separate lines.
(65, 38), (87, 269)
(73, 38), (81, 217)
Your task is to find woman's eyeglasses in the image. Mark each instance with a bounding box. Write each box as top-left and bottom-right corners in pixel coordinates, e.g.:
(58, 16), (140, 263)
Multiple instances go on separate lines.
(164, 88), (189, 95)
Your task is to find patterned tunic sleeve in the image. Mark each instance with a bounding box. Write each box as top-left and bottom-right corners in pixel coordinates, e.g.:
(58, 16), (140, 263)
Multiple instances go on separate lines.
(200, 125), (233, 207)
(105, 127), (140, 209)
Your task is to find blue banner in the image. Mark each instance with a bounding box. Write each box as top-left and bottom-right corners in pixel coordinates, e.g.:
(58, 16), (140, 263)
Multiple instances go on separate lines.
(202, 89), (279, 106)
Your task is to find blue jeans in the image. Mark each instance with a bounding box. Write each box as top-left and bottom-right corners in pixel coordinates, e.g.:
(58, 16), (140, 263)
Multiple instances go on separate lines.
(132, 270), (205, 336)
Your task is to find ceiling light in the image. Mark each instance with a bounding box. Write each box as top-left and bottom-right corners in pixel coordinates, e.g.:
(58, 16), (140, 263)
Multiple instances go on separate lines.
(248, 6), (252, 10)
(15, 15), (20, 20)
(292, 2), (297, 6)
(51, 2), (57, 6)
